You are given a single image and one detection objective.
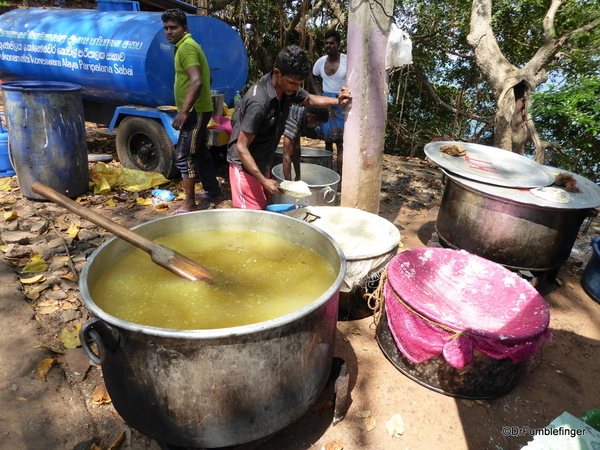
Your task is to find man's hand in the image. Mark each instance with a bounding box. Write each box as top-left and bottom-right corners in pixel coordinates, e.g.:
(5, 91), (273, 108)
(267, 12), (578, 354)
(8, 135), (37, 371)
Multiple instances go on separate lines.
(339, 86), (352, 107)
(172, 111), (188, 130)
(261, 178), (281, 195)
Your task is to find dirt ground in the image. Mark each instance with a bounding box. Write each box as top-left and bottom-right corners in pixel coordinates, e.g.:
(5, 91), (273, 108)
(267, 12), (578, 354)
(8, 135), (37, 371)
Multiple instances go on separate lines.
(1, 128), (600, 450)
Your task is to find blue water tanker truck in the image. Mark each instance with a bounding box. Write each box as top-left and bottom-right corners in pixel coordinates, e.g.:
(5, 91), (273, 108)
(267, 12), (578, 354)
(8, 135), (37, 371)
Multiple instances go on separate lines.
(0, 8), (248, 178)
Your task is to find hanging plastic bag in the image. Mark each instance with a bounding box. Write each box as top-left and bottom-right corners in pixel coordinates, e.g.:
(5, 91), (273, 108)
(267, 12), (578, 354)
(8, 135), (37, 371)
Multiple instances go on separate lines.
(386, 24), (413, 70)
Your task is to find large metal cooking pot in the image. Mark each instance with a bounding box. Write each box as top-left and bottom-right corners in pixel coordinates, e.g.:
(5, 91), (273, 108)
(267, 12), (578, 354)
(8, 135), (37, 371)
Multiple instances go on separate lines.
(436, 170), (599, 272)
(79, 210), (346, 448)
(271, 162), (340, 206)
(273, 146), (334, 169)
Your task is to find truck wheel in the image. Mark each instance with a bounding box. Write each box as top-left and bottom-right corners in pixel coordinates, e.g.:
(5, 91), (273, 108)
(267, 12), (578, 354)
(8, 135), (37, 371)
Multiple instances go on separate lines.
(116, 116), (179, 179)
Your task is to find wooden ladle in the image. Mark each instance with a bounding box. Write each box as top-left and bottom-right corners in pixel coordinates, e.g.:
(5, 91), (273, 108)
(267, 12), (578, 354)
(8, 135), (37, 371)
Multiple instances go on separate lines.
(31, 182), (213, 283)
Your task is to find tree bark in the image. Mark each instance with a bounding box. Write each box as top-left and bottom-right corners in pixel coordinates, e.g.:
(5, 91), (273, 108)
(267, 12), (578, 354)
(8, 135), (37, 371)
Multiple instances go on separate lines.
(341, 0), (392, 213)
(467, 0), (600, 155)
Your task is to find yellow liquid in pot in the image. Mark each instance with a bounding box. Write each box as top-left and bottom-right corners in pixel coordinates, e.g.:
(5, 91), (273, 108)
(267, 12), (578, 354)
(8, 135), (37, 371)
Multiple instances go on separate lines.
(91, 229), (337, 330)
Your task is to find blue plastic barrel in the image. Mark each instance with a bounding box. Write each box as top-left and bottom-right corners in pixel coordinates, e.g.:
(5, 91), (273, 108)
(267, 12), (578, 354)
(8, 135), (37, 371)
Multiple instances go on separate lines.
(0, 113), (15, 177)
(1, 81), (88, 199)
(582, 236), (600, 304)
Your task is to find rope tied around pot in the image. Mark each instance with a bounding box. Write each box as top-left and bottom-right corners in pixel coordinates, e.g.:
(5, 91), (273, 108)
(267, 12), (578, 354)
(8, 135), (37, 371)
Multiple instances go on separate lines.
(364, 268), (466, 341)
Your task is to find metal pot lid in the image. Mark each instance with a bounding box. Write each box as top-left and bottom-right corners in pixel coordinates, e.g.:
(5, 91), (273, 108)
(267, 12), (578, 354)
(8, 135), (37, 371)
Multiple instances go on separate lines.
(443, 168), (600, 210)
(424, 141), (555, 188)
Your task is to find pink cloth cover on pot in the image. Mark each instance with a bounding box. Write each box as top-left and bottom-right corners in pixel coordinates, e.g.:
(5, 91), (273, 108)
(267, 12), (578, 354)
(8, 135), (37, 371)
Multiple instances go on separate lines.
(384, 248), (550, 369)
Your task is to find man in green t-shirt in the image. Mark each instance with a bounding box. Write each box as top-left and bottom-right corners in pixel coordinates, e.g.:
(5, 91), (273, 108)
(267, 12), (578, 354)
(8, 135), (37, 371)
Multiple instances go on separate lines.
(162, 9), (223, 213)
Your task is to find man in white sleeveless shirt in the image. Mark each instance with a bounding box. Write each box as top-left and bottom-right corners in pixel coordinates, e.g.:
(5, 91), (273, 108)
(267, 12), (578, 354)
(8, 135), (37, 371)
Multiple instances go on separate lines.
(310, 29), (347, 176)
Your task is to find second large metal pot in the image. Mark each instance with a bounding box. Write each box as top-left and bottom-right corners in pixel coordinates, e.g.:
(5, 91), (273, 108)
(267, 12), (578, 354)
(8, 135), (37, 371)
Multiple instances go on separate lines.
(436, 171), (596, 272)
(271, 162), (340, 206)
(79, 210), (346, 448)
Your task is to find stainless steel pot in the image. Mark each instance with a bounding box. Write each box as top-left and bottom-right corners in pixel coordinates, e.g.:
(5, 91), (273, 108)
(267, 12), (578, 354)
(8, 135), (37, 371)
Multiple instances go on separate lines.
(271, 162), (340, 206)
(436, 170), (598, 272)
(273, 146), (334, 169)
(79, 210), (346, 448)
(210, 90), (226, 119)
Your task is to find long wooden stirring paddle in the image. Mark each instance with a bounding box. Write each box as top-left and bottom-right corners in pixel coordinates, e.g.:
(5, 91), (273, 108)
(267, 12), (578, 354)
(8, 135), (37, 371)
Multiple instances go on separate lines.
(31, 182), (213, 283)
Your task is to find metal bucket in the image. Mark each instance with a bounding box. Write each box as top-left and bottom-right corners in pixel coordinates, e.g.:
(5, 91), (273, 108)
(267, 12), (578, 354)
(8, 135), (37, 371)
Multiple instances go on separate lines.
(273, 146), (334, 169)
(79, 210), (346, 448)
(210, 90), (226, 119)
(271, 163), (340, 206)
(1, 81), (88, 199)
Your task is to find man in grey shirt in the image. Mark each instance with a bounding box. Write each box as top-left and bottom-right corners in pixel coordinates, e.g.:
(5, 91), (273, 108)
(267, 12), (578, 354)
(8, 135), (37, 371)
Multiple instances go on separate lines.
(227, 45), (351, 209)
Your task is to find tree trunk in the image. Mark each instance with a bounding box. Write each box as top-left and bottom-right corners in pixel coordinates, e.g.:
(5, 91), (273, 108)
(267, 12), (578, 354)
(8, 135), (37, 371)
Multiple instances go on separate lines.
(341, 0), (392, 213)
(467, 0), (592, 157)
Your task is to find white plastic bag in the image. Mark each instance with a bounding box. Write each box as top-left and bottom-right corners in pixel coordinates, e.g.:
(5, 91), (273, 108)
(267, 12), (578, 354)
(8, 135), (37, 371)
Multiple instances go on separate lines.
(386, 24), (413, 70)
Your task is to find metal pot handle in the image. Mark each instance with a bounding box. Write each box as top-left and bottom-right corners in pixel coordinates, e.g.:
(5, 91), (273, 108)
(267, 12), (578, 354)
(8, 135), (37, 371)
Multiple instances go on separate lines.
(322, 186), (337, 204)
(80, 317), (113, 365)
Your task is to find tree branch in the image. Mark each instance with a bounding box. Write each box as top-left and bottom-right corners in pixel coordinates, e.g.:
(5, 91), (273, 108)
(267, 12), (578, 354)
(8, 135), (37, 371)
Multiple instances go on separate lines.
(416, 39), (474, 59)
(410, 65), (493, 124)
(322, 0), (346, 25)
(542, 0), (566, 40)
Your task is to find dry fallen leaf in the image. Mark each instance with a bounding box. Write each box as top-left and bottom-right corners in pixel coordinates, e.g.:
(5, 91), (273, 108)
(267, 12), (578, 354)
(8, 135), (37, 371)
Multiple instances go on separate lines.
(20, 274), (47, 285)
(60, 273), (78, 282)
(364, 415), (376, 431)
(66, 224), (80, 239)
(386, 414), (405, 438)
(92, 384), (111, 404)
(325, 440), (344, 450)
(108, 430), (126, 450)
(21, 254), (49, 274)
(60, 324), (81, 349)
(24, 283), (50, 300)
(136, 197), (153, 206)
(567, 282), (575, 289)
(34, 343), (66, 355)
(355, 410), (371, 418)
(91, 443), (103, 450)
(37, 300), (60, 315)
(154, 203), (169, 212)
(37, 358), (57, 381)
(37, 305), (60, 315)
(460, 399), (475, 407)
(60, 301), (79, 311)
(106, 198), (116, 207)
(3, 210), (17, 221)
(0, 178), (12, 191)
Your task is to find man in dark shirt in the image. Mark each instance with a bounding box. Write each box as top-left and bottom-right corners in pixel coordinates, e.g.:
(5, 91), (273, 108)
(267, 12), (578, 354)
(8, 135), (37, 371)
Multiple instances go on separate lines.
(282, 105), (329, 181)
(227, 45), (351, 209)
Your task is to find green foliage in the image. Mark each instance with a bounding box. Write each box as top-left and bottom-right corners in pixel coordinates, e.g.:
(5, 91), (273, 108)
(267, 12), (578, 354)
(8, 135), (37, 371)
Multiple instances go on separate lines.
(211, 0), (600, 166)
(385, 0), (495, 156)
(530, 75), (600, 181)
(384, 0), (600, 160)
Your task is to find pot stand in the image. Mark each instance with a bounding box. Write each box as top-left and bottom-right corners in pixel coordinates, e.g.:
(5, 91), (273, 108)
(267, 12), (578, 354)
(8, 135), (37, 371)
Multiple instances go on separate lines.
(156, 358), (350, 450)
(338, 276), (379, 321)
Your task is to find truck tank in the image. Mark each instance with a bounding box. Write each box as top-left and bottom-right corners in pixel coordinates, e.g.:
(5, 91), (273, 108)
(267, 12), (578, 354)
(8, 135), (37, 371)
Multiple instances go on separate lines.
(0, 8), (248, 107)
